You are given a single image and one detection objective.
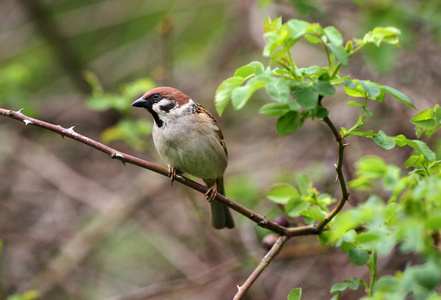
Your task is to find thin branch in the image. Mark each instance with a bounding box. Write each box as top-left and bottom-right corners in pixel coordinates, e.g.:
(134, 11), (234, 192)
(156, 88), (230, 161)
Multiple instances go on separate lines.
(315, 97), (350, 232)
(0, 107), (314, 236)
(0, 103), (350, 299)
(233, 235), (290, 300)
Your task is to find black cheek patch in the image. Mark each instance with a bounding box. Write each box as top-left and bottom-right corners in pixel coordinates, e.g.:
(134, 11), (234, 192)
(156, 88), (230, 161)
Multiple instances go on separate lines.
(160, 102), (177, 113)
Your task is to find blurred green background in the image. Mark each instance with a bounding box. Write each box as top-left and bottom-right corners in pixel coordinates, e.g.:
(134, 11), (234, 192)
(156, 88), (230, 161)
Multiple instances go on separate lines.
(1, 0), (441, 299)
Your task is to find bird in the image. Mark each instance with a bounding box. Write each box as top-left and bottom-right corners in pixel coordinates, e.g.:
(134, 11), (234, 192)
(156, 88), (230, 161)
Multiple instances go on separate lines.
(131, 87), (234, 229)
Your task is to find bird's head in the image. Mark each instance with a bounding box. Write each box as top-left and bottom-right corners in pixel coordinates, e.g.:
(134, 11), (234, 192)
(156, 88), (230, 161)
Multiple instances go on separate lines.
(132, 87), (196, 127)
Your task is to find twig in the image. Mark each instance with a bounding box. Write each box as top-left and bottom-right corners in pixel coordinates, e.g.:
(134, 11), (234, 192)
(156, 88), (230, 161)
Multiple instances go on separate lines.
(315, 97), (350, 232)
(0, 103), (351, 299)
(233, 235), (290, 300)
(0, 107), (307, 236)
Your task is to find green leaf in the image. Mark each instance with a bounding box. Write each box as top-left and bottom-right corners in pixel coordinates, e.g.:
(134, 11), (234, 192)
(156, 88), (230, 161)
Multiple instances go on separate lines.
(265, 77), (290, 103)
(330, 283), (349, 293)
(355, 232), (382, 249)
(292, 86), (319, 109)
(344, 85), (365, 98)
(314, 79), (336, 97)
(324, 26), (344, 45)
(234, 65), (255, 78)
(305, 34), (322, 44)
(231, 78), (269, 110)
(263, 16), (282, 33)
(348, 248), (369, 266)
(405, 140), (436, 162)
(315, 107), (329, 118)
(381, 85), (415, 109)
(373, 130), (396, 150)
(277, 111), (299, 135)
(347, 100), (363, 106)
(328, 43), (348, 66)
(286, 19), (310, 39)
(287, 288), (302, 300)
(295, 173), (312, 195)
(267, 183), (299, 204)
(215, 77), (245, 115)
(359, 81), (381, 99)
(259, 103), (291, 117)
(286, 199), (310, 217)
(301, 206), (326, 221)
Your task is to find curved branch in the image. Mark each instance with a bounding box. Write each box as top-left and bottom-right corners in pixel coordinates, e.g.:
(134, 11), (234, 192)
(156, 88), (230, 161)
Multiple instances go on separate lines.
(315, 98), (350, 232)
(0, 107), (315, 236)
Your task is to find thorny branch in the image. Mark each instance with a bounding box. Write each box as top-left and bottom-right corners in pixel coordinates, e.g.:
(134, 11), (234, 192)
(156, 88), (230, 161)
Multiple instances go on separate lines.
(233, 235), (289, 300)
(0, 104), (350, 299)
(232, 97), (350, 299)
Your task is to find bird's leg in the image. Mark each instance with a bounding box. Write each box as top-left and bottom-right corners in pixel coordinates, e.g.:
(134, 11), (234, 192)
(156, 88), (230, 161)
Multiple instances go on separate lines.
(205, 181), (218, 202)
(168, 165), (178, 185)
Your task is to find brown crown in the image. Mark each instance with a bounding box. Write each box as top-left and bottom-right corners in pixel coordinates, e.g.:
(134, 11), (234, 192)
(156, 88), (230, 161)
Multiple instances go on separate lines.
(143, 87), (191, 106)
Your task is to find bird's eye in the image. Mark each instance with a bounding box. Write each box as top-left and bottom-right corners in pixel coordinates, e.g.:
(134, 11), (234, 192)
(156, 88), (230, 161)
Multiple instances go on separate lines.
(153, 93), (160, 99)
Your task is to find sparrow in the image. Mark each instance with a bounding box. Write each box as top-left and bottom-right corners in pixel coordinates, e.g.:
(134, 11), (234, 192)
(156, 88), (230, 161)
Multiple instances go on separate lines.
(131, 87), (234, 229)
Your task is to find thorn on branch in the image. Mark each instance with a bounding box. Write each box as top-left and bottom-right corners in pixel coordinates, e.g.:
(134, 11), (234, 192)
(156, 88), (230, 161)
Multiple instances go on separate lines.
(17, 108), (24, 114)
(259, 217), (268, 227)
(67, 126), (76, 134)
(23, 119), (33, 125)
(111, 152), (126, 165)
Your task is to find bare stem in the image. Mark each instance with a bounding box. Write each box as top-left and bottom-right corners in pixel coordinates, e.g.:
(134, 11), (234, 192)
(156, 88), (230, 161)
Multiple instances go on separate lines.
(0, 107), (314, 236)
(315, 97), (350, 232)
(233, 235), (290, 300)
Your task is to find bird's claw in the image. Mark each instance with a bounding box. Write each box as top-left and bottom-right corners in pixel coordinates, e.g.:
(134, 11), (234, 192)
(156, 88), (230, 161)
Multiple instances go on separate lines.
(205, 183), (217, 202)
(168, 166), (177, 185)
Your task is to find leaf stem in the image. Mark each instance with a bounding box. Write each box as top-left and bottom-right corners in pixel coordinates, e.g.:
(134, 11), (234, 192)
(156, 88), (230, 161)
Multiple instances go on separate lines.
(368, 250), (378, 296)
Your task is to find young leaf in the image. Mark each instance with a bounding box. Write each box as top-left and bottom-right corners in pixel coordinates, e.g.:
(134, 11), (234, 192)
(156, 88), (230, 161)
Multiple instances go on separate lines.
(234, 65), (255, 78)
(267, 183), (299, 204)
(263, 16), (282, 33)
(287, 288), (302, 300)
(231, 79), (269, 110)
(381, 85), (415, 109)
(265, 77), (290, 103)
(324, 26), (344, 45)
(359, 81), (381, 99)
(301, 206), (326, 221)
(292, 86), (319, 109)
(277, 111), (300, 135)
(305, 34), (322, 44)
(373, 130), (396, 150)
(330, 282), (349, 294)
(215, 77), (245, 115)
(259, 103), (291, 117)
(328, 43), (348, 66)
(286, 19), (310, 40)
(295, 173), (312, 195)
(348, 248), (369, 266)
(286, 199), (310, 217)
(314, 79), (336, 97)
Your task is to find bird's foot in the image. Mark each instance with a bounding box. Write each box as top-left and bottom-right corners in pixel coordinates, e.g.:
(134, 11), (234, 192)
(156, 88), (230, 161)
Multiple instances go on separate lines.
(205, 182), (218, 202)
(168, 165), (178, 185)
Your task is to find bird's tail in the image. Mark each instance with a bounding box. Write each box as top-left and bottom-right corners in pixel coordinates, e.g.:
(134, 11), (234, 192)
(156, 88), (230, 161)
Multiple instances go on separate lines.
(208, 177), (234, 229)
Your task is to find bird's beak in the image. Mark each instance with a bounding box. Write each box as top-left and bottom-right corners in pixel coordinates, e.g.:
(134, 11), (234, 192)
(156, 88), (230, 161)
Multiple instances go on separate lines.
(131, 97), (148, 108)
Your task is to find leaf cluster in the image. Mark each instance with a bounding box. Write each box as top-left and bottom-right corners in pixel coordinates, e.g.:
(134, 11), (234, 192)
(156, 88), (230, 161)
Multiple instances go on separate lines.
(215, 17), (410, 137)
(213, 16), (441, 300)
